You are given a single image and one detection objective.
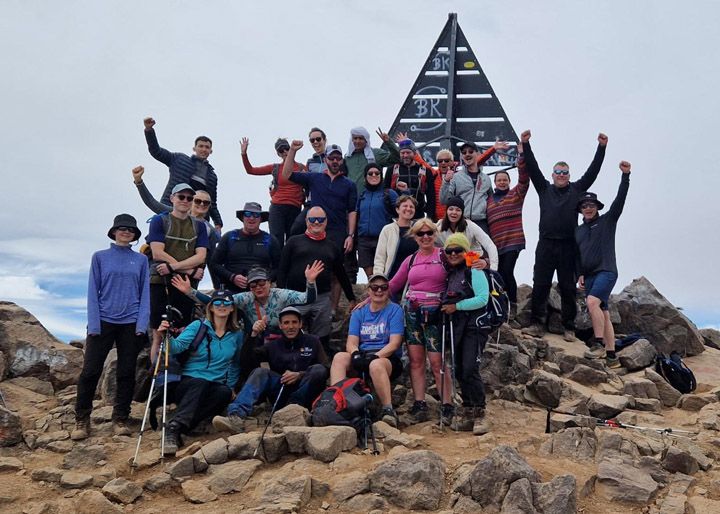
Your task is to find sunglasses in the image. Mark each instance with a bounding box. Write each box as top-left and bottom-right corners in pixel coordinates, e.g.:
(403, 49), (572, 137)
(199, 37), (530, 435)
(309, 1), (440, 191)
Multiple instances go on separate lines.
(243, 211), (262, 218)
(276, 146), (290, 153)
(368, 284), (389, 292)
(444, 247), (465, 255)
(327, 155), (343, 161)
(461, 149), (476, 155)
(116, 226), (134, 233)
(553, 169), (570, 176)
(193, 198), (211, 206)
(309, 137), (323, 143)
(580, 202), (597, 209)
(437, 158), (452, 163)
(415, 230), (435, 238)
(307, 216), (326, 224)
(366, 171), (381, 177)
(249, 279), (268, 288)
(211, 299), (234, 307)
(175, 193), (194, 202)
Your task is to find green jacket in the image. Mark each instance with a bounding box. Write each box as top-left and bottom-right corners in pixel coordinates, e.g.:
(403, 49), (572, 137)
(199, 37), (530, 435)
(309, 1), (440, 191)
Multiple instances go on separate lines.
(345, 140), (401, 194)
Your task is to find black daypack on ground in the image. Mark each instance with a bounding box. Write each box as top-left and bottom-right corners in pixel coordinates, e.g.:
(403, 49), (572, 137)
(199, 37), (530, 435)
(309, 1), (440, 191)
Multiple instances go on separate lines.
(474, 269), (510, 331)
(655, 351), (697, 394)
(311, 378), (371, 431)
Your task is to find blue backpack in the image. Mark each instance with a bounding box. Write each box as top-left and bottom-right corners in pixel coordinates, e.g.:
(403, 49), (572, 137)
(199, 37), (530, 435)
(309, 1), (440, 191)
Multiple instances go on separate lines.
(655, 351), (696, 394)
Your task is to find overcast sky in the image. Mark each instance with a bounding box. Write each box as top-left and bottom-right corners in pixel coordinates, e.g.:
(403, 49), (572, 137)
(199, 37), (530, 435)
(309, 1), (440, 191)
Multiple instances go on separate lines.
(1, 1), (718, 341)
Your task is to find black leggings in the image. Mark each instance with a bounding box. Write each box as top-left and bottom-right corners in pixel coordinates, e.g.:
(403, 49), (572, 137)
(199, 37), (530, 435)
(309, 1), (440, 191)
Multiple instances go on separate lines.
(498, 250), (520, 303)
(449, 312), (488, 408)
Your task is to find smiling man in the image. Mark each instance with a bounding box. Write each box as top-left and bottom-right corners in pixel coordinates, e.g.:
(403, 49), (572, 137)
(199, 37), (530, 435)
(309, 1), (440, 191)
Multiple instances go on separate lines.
(521, 129), (608, 341)
(385, 138), (435, 220)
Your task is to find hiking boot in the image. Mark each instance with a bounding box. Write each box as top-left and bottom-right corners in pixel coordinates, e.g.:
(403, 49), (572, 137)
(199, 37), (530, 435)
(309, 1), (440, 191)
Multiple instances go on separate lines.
(522, 323), (545, 338)
(408, 400), (429, 423)
(71, 418), (91, 441)
(452, 406), (474, 432)
(163, 421), (181, 456)
(112, 419), (132, 437)
(472, 408), (490, 436)
(563, 329), (576, 342)
(212, 414), (245, 434)
(584, 342), (606, 360)
(606, 355), (622, 369)
(380, 407), (399, 428)
(509, 302), (518, 321)
(439, 403), (455, 427)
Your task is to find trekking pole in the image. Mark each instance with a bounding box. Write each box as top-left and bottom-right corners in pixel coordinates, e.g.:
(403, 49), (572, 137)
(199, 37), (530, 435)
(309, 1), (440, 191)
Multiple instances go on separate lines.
(0, 387), (7, 410)
(448, 313), (458, 432)
(598, 418), (698, 436)
(131, 328), (166, 472)
(254, 383), (286, 458)
(360, 372), (379, 455)
(160, 306), (173, 460)
(439, 313), (447, 431)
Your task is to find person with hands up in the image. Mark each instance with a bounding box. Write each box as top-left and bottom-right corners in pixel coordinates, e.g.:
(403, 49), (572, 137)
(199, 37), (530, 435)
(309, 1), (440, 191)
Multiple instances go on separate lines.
(575, 160), (632, 368)
(212, 306), (329, 434)
(344, 126), (401, 194)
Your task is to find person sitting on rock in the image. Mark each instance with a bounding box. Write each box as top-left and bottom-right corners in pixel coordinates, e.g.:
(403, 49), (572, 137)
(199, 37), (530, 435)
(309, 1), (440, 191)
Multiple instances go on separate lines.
(576, 161), (632, 369)
(328, 273), (404, 427)
(212, 306), (329, 434)
(72, 214), (149, 440)
(155, 288), (244, 455)
(440, 233), (491, 434)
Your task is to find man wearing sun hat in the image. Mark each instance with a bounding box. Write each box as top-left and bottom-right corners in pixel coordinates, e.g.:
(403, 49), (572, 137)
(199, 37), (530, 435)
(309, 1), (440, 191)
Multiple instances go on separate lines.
(72, 213), (150, 441)
(210, 201), (281, 294)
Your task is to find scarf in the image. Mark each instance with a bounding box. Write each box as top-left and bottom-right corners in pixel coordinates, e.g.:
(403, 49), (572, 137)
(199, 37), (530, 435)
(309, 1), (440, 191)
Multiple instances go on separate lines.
(347, 127), (375, 163)
(304, 230), (326, 241)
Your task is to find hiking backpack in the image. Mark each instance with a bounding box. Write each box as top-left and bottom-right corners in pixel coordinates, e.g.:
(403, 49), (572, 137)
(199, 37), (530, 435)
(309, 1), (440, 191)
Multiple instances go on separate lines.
(474, 269), (510, 331)
(311, 377), (371, 430)
(655, 351), (697, 394)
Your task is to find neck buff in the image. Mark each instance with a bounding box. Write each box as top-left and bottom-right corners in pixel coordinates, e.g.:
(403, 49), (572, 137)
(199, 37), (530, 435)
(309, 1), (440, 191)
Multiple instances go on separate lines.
(305, 230), (326, 241)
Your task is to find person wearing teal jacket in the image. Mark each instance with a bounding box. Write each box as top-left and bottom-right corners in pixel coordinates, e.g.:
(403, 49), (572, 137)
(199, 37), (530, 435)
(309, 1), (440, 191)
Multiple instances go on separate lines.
(344, 126), (400, 194)
(440, 233), (491, 436)
(156, 289), (243, 455)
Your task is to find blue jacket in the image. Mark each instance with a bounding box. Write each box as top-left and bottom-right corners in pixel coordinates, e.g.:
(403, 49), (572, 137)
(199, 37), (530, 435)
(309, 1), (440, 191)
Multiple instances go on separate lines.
(169, 319), (243, 386)
(357, 188), (398, 237)
(145, 128), (223, 227)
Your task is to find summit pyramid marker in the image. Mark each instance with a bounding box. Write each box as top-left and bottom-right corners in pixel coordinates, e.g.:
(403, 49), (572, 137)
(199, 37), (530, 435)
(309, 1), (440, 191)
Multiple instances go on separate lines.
(389, 13), (518, 167)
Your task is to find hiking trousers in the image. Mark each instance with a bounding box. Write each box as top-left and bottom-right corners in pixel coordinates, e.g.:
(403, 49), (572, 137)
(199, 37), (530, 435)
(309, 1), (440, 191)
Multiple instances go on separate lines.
(227, 365), (328, 417)
(531, 238), (577, 329)
(75, 321), (145, 421)
(498, 249), (520, 304)
(269, 203), (301, 251)
(170, 376), (232, 432)
(450, 311), (488, 408)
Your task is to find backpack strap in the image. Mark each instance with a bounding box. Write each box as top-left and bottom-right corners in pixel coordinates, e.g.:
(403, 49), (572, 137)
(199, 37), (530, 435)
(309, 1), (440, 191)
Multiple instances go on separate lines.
(418, 167), (427, 193)
(390, 164), (400, 189)
(271, 163), (281, 192)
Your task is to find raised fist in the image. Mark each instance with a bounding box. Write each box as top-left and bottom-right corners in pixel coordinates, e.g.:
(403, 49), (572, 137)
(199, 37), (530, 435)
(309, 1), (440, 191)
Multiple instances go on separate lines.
(619, 160), (631, 174)
(132, 165), (144, 184)
(598, 133), (608, 146)
(290, 140), (304, 151)
(143, 117), (155, 130)
(520, 130), (531, 143)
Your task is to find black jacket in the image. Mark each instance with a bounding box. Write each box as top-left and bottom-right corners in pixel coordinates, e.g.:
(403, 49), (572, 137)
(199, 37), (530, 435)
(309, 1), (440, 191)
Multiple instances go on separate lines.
(241, 332), (329, 376)
(210, 229), (281, 292)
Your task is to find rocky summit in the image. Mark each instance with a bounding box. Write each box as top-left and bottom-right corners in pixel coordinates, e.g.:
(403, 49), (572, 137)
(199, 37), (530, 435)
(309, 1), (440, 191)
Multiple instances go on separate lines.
(1, 278), (720, 513)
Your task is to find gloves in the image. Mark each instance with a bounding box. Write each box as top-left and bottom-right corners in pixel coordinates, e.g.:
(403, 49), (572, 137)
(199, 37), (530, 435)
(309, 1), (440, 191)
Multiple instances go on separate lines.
(351, 350), (378, 373)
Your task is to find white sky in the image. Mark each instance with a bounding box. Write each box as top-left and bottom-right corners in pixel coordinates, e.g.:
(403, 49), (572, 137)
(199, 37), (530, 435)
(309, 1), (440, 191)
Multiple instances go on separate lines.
(1, 1), (718, 340)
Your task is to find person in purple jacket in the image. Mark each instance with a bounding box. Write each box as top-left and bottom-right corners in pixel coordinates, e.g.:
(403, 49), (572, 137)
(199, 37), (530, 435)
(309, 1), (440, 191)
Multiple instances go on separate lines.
(72, 214), (150, 441)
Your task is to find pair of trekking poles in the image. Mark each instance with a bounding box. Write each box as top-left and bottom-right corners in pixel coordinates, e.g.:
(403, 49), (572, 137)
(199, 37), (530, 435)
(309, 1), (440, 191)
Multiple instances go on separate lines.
(438, 312), (457, 432)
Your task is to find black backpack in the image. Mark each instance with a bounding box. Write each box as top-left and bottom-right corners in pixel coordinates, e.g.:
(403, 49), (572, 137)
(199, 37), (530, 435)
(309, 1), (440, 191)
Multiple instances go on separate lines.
(655, 351), (697, 394)
(311, 378), (371, 431)
(474, 269), (510, 331)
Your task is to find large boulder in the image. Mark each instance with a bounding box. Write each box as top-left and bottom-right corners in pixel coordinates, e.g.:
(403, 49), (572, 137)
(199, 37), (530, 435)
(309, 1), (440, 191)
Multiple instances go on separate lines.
(613, 278), (705, 356)
(0, 302), (84, 389)
(524, 370), (563, 408)
(700, 328), (720, 350)
(0, 405), (23, 447)
(368, 450), (445, 510)
(617, 339), (657, 371)
(596, 459), (659, 503)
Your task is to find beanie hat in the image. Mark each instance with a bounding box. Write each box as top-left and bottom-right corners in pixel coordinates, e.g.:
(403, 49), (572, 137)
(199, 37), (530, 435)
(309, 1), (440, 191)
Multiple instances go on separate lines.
(444, 233), (471, 251)
(446, 196), (465, 211)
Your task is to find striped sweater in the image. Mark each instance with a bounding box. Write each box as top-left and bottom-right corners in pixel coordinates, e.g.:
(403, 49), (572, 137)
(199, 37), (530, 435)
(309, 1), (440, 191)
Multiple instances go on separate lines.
(486, 154), (529, 254)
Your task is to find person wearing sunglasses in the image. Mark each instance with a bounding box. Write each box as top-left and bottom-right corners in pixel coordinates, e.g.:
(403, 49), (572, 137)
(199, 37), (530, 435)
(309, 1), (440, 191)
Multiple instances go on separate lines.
(210, 202), (281, 294)
(344, 126), (400, 194)
(356, 163), (399, 278)
(374, 196), (419, 281)
(387, 219), (453, 424)
(439, 233), (491, 434)
(131, 166), (221, 287)
(146, 183), (209, 364)
(386, 138), (436, 220)
(240, 137), (307, 249)
(436, 196), (498, 271)
(143, 116), (223, 230)
(410, 147), (457, 222)
(155, 289), (243, 455)
(329, 273), (404, 427)
(575, 161), (632, 368)
(440, 141), (510, 234)
(305, 127), (329, 174)
(485, 144), (530, 322)
(72, 214), (149, 441)
(213, 306), (329, 434)
(521, 129), (608, 342)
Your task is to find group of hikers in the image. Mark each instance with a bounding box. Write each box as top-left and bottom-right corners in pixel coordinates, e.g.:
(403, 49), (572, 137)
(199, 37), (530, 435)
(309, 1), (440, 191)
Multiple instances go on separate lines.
(74, 117), (632, 455)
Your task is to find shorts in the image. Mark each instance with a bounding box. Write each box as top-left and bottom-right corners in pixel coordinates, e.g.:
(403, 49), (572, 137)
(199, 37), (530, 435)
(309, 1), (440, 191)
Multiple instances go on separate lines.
(356, 352), (404, 381)
(584, 271), (618, 311)
(149, 282), (197, 329)
(357, 236), (379, 269)
(404, 304), (441, 352)
(293, 292), (332, 338)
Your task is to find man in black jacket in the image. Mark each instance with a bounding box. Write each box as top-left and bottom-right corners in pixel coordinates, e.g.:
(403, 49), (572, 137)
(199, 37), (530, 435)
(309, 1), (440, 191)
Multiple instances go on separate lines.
(212, 307), (329, 434)
(576, 161), (631, 367)
(384, 138), (436, 219)
(521, 129), (608, 341)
